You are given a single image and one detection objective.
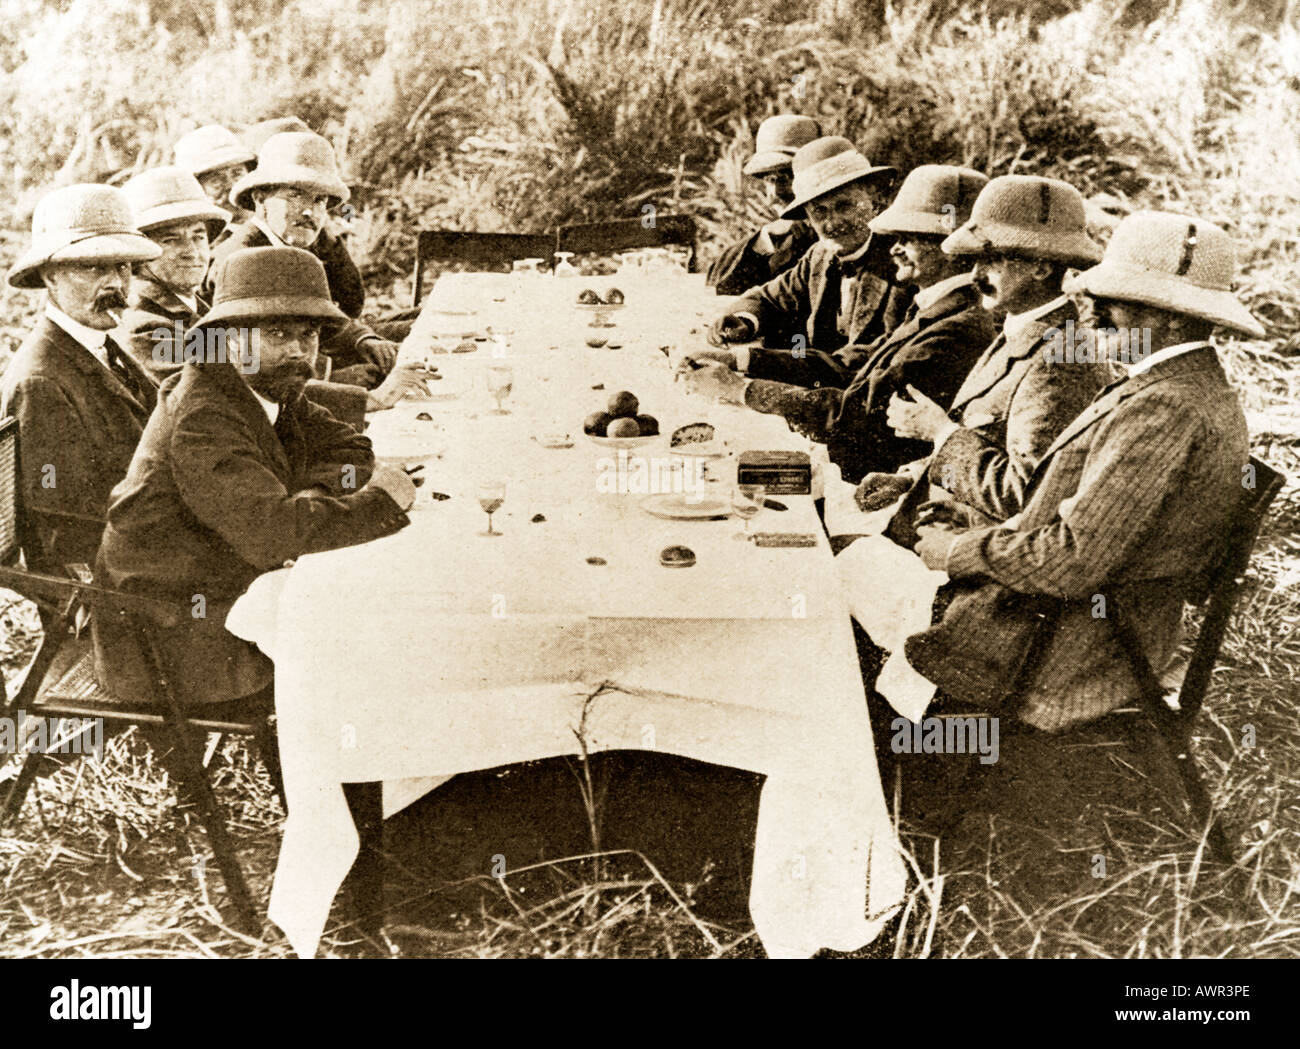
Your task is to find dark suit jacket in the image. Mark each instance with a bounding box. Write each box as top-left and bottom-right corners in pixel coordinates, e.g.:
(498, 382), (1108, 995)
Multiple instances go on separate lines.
(735, 237), (911, 387)
(0, 318), (156, 568)
(93, 361), (409, 705)
(912, 347), (1249, 731)
(119, 276), (368, 429)
(743, 279), (995, 483)
(208, 223), (394, 387)
(705, 220), (818, 296)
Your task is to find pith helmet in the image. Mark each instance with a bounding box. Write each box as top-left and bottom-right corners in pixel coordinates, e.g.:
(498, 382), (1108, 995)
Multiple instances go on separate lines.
(195, 246), (348, 329)
(779, 137), (896, 220)
(122, 167), (229, 240)
(230, 132), (349, 212)
(941, 174), (1103, 267)
(173, 125), (255, 178)
(743, 115), (822, 176)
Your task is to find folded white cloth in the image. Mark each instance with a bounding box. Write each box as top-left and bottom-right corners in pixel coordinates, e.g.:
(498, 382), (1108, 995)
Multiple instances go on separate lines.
(835, 534), (948, 722)
(821, 464), (898, 538)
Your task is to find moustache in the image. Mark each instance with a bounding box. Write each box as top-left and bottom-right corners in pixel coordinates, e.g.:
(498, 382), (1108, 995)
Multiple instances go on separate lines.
(93, 290), (129, 312)
(268, 360), (315, 382)
(974, 277), (997, 297)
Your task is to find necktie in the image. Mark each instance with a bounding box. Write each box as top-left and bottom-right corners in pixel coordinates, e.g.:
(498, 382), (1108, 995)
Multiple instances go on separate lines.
(105, 338), (151, 406)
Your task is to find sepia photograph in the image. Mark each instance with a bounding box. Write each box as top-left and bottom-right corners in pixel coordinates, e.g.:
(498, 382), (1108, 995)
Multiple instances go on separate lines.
(0, 0), (1296, 1004)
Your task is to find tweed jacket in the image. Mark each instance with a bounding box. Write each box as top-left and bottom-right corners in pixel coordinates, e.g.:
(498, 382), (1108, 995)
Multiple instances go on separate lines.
(886, 300), (1111, 543)
(208, 223), (394, 387)
(119, 276), (368, 429)
(93, 361), (409, 705)
(0, 317), (156, 568)
(735, 236), (911, 387)
(912, 346), (1250, 731)
(705, 219), (819, 296)
(744, 278), (996, 483)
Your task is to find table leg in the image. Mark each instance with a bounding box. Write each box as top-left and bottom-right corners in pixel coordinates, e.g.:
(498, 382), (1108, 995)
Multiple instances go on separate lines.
(341, 781), (384, 943)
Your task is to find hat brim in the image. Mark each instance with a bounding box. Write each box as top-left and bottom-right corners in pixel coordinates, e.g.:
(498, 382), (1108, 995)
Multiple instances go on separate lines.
(185, 147), (256, 178)
(7, 232), (162, 289)
(136, 201), (230, 241)
(743, 150), (796, 176)
(195, 295), (349, 330)
(941, 219), (1104, 267)
(779, 165), (897, 220)
(869, 206), (958, 238)
(1065, 260), (1266, 338)
(231, 167), (349, 212)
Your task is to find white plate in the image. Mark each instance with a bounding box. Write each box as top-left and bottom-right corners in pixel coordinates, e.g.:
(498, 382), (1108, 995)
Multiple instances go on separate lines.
(585, 432), (663, 450)
(667, 440), (726, 458)
(641, 493), (732, 520)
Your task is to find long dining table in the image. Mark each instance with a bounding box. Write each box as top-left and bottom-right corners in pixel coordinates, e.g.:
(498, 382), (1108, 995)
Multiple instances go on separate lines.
(224, 268), (908, 958)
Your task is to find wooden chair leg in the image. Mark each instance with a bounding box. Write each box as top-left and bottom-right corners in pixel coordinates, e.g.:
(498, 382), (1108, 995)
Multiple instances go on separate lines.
(1, 751), (45, 826)
(253, 717), (287, 814)
(341, 781), (384, 942)
(166, 721), (260, 933)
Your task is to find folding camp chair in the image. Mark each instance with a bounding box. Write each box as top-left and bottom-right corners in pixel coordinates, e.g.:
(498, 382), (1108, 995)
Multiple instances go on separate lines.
(554, 214), (699, 271)
(0, 417), (282, 933)
(410, 230), (558, 306)
(919, 456), (1285, 865)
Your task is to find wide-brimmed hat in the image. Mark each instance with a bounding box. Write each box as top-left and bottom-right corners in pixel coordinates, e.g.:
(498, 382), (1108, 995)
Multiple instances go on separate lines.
(121, 167), (229, 240)
(195, 246), (348, 329)
(743, 115), (822, 176)
(173, 125), (256, 178)
(869, 164), (990, 238)
(779, 137), (896, 220)
(230, 132), (350, 212)
(941, 174), (1102, 267)
(243, 116), (311, 157)
(1064, 210), (1264, 337)
(8, 183), (161, 290)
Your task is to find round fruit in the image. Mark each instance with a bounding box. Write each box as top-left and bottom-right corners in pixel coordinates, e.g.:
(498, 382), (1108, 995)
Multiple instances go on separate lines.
(577, 289), (602, 305)
(606, 417), (640, 438)
(607, 390), (639, 418)
(583, 410), (613, 436)
(634, 414), (659, 435)
(605, 287), (625, 304)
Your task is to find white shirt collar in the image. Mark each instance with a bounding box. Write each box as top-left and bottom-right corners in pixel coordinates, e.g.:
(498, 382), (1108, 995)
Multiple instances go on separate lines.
(250, 388), (279, 424)
(1003, 293), (1069, 339)
(45, 302), (109, 364)
(251, 215), (289, 248)
(1125, 339), (1212, 377)
(912, 272), (973, 314)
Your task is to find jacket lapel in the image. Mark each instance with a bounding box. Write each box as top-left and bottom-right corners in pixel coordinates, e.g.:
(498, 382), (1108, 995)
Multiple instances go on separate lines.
(42, 320), (153, 418)
(950, 302), (1075, 409)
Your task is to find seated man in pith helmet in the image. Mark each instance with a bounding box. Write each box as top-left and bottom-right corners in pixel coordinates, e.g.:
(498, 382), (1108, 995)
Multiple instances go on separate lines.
(0, 183), (161, 570)
(690, 136), (910, 390)
(119, 166), (429, 429)
(93, 247), (417, 715)
(854, 174), (1111, 539)
(685, 165), (996, 485)
(211, 132), (396, 388)
(172, 125), (257, 233)
(706, 115), (822, 296)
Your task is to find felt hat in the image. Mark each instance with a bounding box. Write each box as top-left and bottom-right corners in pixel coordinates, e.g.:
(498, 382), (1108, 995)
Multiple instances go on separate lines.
(173, 125), (256, 178)
(1065, 210), (1264, 337)
(779, 137), (896, 220)
(941, 174), (1103, 267)
(121, 167), (229, 240)
(243, 116), (312, 157)
(743, 115), (822, 176)
(195, 246), (348, 329)
(230, 132), (350, 212)
(7, 183), (161, 290)
(869, 164), (990, 237)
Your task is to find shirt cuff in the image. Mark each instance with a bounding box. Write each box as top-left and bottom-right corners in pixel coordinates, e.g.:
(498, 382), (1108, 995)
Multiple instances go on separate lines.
(733, 343), (753, 373)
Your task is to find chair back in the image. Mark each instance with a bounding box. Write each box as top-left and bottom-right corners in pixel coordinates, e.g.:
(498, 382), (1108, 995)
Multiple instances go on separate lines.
(555, 215), (698, 269)
(412, 230), (557, 306)
(0, 417), (20, 567)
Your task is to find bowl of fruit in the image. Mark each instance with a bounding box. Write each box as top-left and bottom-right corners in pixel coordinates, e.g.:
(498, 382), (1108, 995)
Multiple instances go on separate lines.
(575, 287), (626, 327)
(583, 390), (661, 448)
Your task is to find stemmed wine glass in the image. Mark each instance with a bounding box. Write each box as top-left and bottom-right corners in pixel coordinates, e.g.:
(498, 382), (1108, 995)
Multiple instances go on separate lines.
(553, 251), (578, 277)
(732, 483), (765, 541)
(486, 363), (513, 414)
(478, 481), (506, 537)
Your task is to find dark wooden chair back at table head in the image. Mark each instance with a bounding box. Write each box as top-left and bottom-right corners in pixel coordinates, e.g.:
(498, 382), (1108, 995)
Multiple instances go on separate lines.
(555, 214), (699, 270)
(411, 230), (558, 307)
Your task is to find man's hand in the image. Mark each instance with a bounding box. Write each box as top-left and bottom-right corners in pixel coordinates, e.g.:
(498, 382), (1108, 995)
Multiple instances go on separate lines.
(707, 313), (757, 346)
(854, 472), (912, 512)
(682, 361), (747, 403)
(914, 523), (958, 572)
(886, 384), (951, 443)
(366, 463), (417, 511)
(366, 361), (435, 411)
(914, 499), (976, 531)
(675, 348), (737, 378)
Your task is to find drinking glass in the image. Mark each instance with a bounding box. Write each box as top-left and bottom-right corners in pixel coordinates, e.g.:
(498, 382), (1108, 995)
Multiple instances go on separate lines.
(478, 481), (506, 536)
(554, 251), (578, 277)
(486, 363), (513, 414)
(732, 483), (765, 541)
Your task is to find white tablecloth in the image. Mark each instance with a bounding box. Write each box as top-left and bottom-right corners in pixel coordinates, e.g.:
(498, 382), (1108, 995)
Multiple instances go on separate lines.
(226, 272), (906, 958)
